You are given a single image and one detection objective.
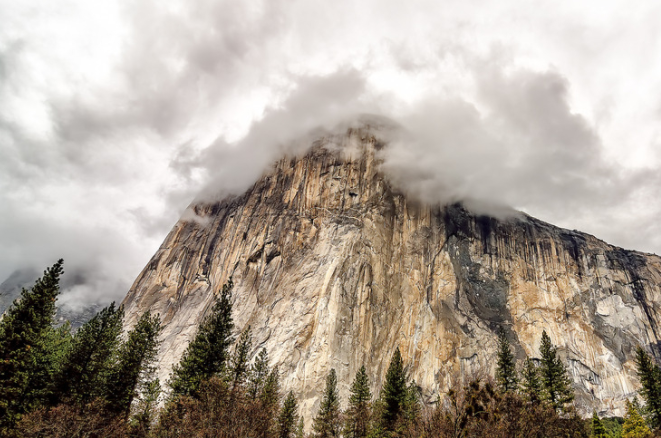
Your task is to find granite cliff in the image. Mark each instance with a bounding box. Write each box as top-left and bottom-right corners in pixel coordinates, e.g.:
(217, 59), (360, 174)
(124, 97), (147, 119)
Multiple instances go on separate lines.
(122, 124), (661, 419)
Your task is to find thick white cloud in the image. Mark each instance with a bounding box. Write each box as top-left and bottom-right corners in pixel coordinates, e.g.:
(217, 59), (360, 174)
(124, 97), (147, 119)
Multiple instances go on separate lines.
(1, 0), (661, 306)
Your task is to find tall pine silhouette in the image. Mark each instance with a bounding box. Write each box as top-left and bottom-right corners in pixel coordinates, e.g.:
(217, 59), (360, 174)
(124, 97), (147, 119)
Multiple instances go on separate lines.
(591, 411), (608, 438)
(495, 329), (518, 393)
(345, 365), (372, 438)
(520, 358), (542, 403)
(0, 260), (64, 431)
(539, 330), (574, 411)
(230, 326), (252, 392)
(51, 302), (124, 405)
(381, 347), (407, 432)
(313, 368), (341, 437)
(105, 311), (161, 415)
(278, 391), (299, 438)
(248, 348), (270, 400)
(622, 399), (652, 438)
(635, 346), (661, 428)
(169, 278), (234, 397)
(259, 367), (281, 437)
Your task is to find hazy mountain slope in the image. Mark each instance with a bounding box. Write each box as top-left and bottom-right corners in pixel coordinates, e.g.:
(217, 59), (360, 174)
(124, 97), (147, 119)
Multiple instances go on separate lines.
(1, 269), (102, 329)
(0, 269), (37, 316)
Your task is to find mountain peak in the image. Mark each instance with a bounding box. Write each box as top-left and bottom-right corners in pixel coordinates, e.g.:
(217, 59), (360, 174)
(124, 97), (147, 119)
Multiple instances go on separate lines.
(123, 130), (661, 420)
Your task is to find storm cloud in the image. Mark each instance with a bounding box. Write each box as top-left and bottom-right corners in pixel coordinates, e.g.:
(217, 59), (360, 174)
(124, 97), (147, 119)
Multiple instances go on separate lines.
(1, 0), (661, 307)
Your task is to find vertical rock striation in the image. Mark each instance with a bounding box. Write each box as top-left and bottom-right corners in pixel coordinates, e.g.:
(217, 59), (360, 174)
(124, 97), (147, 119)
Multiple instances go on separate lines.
(122, 126), (661, 419)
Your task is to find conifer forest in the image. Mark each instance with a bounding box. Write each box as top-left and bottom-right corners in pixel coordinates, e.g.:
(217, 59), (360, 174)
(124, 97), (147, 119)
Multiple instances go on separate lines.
(2, 260), (661, 438)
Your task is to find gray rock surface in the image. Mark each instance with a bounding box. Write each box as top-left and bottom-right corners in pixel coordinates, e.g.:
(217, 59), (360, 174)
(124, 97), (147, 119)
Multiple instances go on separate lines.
(122, 125), (661, 420)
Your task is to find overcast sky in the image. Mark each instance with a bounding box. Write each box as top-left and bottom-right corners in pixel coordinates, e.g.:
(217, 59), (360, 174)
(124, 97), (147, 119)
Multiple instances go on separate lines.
(1, 0), (661, 307)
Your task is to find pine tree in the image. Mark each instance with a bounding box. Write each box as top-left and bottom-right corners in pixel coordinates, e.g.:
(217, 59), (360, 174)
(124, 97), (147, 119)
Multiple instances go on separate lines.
(539, 330), (574, 411)
(279, 391), (299, 438)
(105, 311), (161, 415)
(520, 358), (542, 403)
(50, 302), (124, 406)
(313, 368), (342, 438)
(635, 346), (661, 428)
(381, 347), (408, 432)
(231, 326), (252, 392)
(41, 321), (73, 374)
(623, 399), (652, 438)
(258, 367), (281, 437)
(248, 348), (271, 400)
(495, 329), (518, 393)
(0, 260), (64, 431)
(169, 278), (235, 397)
(296, 416), (305, 438)
(592, 411), (608, 438)
(345, 365), (372, 438)
(131, 378), (161, 434)
(27, 320), (73, 407)
(261, 367), (281, 409)
(402, 380), (421, 431)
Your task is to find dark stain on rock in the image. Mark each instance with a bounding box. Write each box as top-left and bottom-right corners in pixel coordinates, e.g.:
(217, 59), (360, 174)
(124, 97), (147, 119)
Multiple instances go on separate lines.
(475, 215), (497, 255)
(248, 247), (264, 264)
(266, 249), (281, 264)
(560, 232), (585, 276)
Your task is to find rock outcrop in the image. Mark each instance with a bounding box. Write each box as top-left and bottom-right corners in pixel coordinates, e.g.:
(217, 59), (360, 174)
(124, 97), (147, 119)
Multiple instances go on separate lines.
(122, 124), (661, 419)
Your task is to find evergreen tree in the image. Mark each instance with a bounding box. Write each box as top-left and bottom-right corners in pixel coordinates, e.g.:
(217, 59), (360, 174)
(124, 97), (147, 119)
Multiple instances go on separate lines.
(131, 378), (161, 434)
(623, 399), (652, 438)
(41, 321), (73, 373)
(539, 330), (574, 411)
(345, 365), (372, 438)
(27, 321), (73, 407)
(279, 391), (299, 438)
(368, 398), (386, 438)
(50, 302), (124, 406)
(105, 311), (161, 415)
(231, 326), (252, 392)
(313, 368), (342, 438)
(296, 416), (305, 438)
(495, 329), (518, 393)
(248, 348), (271, 400)
(169, 278), (235, 397)
(402, 379), (421, 431)
(258, 367), (282, 437)
(380, 347), (408, 432)
(592, 411), (608, 438)
(0, 260), (64, 431)
(635, 346), (661, 428)
(602, 416), (624, 438)
(520, 358), (542, 403)
(261, 367), (281, 409)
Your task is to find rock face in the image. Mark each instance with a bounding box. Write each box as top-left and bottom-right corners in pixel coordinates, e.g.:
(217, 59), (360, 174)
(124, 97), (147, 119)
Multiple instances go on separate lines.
(122, 125), (661, 419)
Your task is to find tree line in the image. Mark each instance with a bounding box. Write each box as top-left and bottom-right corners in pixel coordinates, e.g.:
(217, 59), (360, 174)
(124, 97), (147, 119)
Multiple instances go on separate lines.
(1, 260), (661, 437)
